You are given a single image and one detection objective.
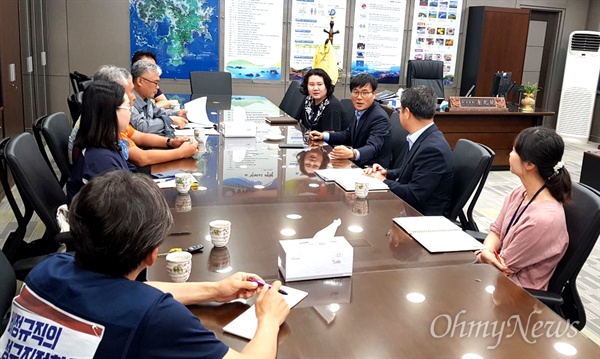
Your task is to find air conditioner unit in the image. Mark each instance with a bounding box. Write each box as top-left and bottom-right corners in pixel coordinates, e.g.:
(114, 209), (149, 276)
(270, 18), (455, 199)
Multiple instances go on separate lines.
(556, 31), (600, 140)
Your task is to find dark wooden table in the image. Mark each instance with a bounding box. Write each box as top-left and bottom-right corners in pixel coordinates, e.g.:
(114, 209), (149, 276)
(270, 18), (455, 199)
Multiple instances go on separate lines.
(190, 264), (599, 358)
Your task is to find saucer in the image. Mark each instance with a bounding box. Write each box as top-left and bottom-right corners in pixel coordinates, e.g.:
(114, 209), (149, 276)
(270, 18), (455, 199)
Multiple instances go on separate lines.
(265, 134), (285, 141)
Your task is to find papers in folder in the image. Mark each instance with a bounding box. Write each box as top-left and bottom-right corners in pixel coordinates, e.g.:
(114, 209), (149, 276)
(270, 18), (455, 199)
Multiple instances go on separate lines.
(182, 96), (214, 128)
(223, 285), (308, 340)
(335, 174), (389, 192)
(393, 216), (485, 253)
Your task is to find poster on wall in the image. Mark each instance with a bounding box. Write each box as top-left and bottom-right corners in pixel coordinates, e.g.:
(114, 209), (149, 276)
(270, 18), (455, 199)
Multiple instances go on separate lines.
(224, 0), (284, 80)
(289, 0), (347, 81)
(350, 0), (407, 84)
(129, 0), (219, 79)
(408, 0), (463, 86)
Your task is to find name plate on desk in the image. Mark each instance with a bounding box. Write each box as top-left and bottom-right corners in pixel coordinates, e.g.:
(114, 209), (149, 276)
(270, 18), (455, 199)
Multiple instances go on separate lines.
(449, 97), (508, 112)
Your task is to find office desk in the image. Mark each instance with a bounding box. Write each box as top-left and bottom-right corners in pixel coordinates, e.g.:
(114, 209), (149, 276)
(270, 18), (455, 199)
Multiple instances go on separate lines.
(435, 108), (554, 169)
(190, 264), (598, 358)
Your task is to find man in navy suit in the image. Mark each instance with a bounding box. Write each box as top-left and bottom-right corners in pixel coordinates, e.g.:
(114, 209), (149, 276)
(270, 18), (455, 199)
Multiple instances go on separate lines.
(309, 74), (391, 167)
(365, 86), (453, 216)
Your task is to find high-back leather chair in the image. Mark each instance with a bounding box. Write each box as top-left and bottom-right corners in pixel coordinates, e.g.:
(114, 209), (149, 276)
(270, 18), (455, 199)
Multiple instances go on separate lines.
(340, 98), (355, 131)
(447, 139), (494, 230)
(190, 71), (232, 96)
(406, 60), (445, 98)
(40, 112), (73, 186)
(526, 183), (600, 330)
(388, 111), (410, 169)
(279, 81), (303, 119)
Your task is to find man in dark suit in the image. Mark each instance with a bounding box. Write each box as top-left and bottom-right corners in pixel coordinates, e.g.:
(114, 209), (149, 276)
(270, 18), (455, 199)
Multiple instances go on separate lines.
(365, 86), (453, 216)
(309, 74), (391, 167)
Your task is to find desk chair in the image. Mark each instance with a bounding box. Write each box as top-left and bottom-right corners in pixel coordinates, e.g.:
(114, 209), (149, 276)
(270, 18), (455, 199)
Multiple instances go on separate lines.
(340, 98), (355, 130)
(0, 250), (16, 333)
(190, 71), (232, 96)
(447, 139), (494, 230)
(67, 91), (83, 123)
(525, 183), (600, 330)
(40, 112), (72, 187)
(406, 60), (445, 98)
(279, 81), (303, 119)
(69, 71), (91, 94)
(388, 111), (410, 169)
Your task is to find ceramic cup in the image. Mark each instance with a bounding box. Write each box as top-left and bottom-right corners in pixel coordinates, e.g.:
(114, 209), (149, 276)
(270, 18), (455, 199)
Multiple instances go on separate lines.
(165, 251), (192, 283)
(175, 193), (192, 212)
(208, 247), (232, 273)
(355, 181), (369, 199)
(175, 173), (192, 194)
(209, 220), (231, 247)
(194, 128), (205, 143)
(352, 198), (369, 216)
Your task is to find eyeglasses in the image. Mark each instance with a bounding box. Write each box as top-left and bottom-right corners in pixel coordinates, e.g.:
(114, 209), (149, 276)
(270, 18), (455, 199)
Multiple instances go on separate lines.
(140, 76), (160, 87)
(117, 106), (133, 112)
(351, 90), (373, 98)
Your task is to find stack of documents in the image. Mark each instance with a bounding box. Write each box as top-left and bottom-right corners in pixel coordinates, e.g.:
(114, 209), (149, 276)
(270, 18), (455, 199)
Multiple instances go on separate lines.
(315, 168), (363, 182)
(393, 216), (485, 253)
(182, 96), (215, 128)
(223, 285), (308, 340)
(315, 168), (389, 191)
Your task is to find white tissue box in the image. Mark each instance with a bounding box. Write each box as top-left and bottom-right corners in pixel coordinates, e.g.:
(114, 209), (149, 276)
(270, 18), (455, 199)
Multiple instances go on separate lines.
(278, 236), (353, 282)
(222, 122), (257, 138)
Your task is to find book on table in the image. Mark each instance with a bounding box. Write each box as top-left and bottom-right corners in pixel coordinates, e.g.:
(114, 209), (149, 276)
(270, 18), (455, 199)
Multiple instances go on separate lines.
(393, 216), (485, 253)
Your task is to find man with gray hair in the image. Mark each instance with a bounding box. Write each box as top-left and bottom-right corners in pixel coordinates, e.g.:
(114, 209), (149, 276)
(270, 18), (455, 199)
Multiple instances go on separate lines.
(68, 65), (198, 168)
(131, 60), (187, 135)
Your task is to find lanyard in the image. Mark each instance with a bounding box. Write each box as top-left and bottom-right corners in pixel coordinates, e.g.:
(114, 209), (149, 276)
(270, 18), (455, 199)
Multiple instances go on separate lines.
(506, 184), (546, 235)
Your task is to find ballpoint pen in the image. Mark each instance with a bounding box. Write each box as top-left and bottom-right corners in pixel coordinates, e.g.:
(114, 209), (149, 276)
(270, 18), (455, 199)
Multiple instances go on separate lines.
(154, 177), (176, 183)
(250, 279), (288, 295)
(494, 250), (502, 263)
(168, 231), (192, 236)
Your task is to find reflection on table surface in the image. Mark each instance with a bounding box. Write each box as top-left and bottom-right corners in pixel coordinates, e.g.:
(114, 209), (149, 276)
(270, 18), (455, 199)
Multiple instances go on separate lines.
(191, 264), (598, 358)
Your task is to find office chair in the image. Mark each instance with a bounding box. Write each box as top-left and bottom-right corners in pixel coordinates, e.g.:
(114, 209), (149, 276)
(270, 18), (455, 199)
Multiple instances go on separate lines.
(67, 92), (83, 123)
(279, 81), (304, 119)
(69, 71), (91, 94)
(189, 71), (232, 96)
(0, 250), (16, 333)
(446, 139), (494, 230)
(525, 183), (600, 330)
(406, 60), (445, 98)
(40, 112), (73, 187)
(340, 98), (355, 130)
(2, 133), (71, 275)
(32, 115), (51, 172)
(388, 111), (410, 169)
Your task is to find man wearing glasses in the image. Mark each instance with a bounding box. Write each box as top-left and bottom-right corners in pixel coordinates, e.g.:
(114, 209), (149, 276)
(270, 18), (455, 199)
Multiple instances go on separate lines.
(309, 73), (391, 167)
(131, 60), (188, 136)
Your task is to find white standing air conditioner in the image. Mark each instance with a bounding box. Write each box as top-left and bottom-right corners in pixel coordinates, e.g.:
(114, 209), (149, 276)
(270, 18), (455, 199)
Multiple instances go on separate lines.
(556, 31), (600, 140)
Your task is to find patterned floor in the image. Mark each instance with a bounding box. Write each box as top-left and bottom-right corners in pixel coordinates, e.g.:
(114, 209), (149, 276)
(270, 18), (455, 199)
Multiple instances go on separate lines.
(1, 138), (599, 344)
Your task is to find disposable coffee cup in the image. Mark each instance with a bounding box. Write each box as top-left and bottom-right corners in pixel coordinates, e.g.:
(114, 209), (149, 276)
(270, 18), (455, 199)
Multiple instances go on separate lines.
(209, 220), (231, 247)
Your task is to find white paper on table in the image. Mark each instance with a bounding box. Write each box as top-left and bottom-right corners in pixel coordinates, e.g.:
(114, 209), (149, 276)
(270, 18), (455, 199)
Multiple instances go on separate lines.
(184, 96), (213, 126)
(315, 168), (364, 182)
(313, 218), (341, 240)
(173, 129), (194, 137)
(223, 285), (308, 340)
(232, 106), (247, 122)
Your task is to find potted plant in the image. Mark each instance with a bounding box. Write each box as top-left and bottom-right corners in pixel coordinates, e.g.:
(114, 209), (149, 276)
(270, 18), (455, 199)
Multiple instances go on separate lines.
(521, 82), (540, 112)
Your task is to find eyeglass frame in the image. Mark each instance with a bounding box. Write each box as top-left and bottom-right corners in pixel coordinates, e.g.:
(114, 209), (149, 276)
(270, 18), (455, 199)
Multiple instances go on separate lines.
(140, 76), (160, 87)
(351, 90), (374, 98)
(117, 105), (133, 112)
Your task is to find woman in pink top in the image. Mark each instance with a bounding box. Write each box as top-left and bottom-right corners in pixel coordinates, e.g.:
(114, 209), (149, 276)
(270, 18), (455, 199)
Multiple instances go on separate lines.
(476, 127), (571, 290)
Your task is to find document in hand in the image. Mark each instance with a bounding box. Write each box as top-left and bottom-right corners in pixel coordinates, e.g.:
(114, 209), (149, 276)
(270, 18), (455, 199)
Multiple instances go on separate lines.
(393, 216), (485, 253)
(335, 174), (389, 191)
(183, 96), (214, 127)
(223, 285), (308, 340)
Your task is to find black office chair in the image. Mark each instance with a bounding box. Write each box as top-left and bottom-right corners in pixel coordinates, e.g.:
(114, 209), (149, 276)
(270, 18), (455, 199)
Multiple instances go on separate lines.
(0, 250), (16, 333)
(446, 139), (494, 230)
(525, 183), (600, 330)
(406, 60), (445, 98)
(69, 71), (92, 94)
(39, 112), (73, 187)
(279, 81), (303, 119)
(67, 92), (83, 123)
(2, 133), (70, 271)
(340, 98), (355, 130)
(466, 143), (495, 231)
(32, 115), (51, 172)
(388, 111), (410, 169)
(189, 71), (232, 96)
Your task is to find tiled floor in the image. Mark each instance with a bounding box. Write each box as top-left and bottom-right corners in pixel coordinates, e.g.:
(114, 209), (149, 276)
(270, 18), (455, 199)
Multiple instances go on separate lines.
(1, 138), (599, 344)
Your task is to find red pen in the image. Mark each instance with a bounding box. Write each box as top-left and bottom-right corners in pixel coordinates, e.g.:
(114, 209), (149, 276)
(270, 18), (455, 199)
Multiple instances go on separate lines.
(494, 250), (502, 263)
(250, 279), (288, 295)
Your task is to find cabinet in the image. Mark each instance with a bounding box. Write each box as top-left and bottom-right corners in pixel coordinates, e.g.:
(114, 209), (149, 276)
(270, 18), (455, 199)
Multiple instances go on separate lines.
(460, 7), (530, 97)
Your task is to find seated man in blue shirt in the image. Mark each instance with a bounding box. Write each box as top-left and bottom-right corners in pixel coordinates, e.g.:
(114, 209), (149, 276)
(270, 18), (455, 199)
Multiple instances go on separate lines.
(0, 171), (289, 358)
(308, 73), (391, 167)
(365, 86), (453, 216)
(130, 60), (188, 136)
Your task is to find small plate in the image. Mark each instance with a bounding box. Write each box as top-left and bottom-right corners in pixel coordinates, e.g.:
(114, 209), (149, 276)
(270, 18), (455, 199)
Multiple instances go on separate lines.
(265, 134), (285, 141)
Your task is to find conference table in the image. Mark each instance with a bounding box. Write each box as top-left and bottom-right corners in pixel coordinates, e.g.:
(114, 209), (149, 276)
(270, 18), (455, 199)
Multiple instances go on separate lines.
(147, 95), (599, 357)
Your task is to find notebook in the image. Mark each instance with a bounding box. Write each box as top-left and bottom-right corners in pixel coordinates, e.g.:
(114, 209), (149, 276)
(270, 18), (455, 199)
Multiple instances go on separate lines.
(265, 116), (298, 125)
(223, 285), (308, 340)
(335, 174), (389, 192)
(315, 168), (364, 182)
(393, 216), (485, 253)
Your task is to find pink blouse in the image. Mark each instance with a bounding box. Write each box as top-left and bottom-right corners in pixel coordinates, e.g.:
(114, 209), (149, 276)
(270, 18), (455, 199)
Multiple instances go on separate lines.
(490, 185), (568, 290)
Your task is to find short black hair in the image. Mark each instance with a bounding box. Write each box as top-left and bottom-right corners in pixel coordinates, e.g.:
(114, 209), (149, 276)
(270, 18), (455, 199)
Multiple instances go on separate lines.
(350, 73), (378, 92)
(400, 86), (436, 120)
(71, 171), (174, 277)
(132, 50), (157, 65)
(299, 68), (335, 97)
(74, 80), (124, 152)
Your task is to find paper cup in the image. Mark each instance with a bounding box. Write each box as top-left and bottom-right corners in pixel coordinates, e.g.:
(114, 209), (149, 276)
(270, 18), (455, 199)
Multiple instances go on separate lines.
(175, 173), (192, 194)
(166, 251), (192, 283)
(209, 220), (231, 247)
(355, 181), (369, 199)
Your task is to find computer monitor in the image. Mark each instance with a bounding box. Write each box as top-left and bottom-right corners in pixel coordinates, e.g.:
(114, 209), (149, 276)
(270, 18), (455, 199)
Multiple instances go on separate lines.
(491, 72), (512, 97)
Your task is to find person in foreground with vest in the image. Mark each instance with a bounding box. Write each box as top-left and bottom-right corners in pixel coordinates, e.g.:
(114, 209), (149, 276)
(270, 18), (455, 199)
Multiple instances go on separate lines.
(1, 171), (290, 358)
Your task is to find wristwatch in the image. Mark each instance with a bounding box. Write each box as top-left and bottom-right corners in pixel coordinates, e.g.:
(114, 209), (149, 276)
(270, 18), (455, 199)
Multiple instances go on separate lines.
(166, 138), (173, 149)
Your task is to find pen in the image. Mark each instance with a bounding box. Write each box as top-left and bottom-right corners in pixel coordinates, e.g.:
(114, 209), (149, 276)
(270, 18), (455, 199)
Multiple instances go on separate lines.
(494, 250), (502, 263)
(154, 177), (175, 183)
(250, 279), (288, 295)
(168, 231), (192, 236)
